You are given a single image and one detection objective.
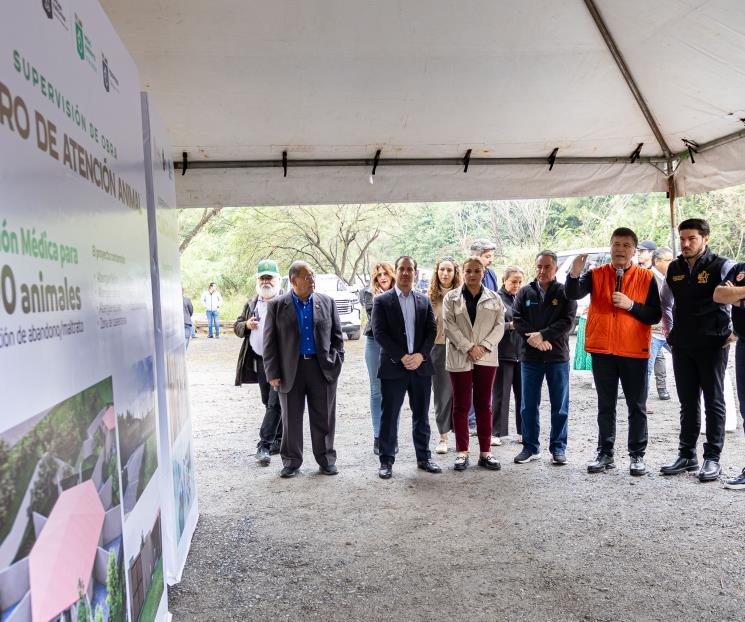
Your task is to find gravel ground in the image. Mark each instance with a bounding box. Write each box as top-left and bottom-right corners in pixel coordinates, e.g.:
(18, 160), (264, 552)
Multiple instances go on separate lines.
(169, 334), (745, 621)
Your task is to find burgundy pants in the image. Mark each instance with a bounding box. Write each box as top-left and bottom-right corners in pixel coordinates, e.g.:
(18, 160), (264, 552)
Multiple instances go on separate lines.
(450, 365), (497, 453)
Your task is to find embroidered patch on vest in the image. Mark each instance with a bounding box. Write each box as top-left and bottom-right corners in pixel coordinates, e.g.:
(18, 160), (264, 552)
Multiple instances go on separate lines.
(697, 270), (709, 284)
(672, 274), (685, 282)
(552, 298), (558, 306)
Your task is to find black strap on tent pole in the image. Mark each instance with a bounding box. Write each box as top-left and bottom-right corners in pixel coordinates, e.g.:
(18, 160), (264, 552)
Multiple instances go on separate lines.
(371, 149), (381, 176)
(463, 149), (472, 173)
(681, 139), (699, 164)
(547, 147), (559, 171)
(629, 143), (643, 164)
(181, 151), (188, 176)
(282, 151), (288, 177)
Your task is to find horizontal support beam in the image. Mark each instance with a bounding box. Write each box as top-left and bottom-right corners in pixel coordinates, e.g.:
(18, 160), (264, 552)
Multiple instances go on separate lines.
(676, 127), (745, 158)
(175, 155), (666, 171)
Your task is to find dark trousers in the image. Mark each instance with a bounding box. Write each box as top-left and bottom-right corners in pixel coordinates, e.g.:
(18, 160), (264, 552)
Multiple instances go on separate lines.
(672, 345), (729, 461)
(255, 354), (282, 450)
(278, 357), (337, 469)
(450, 366), (497, 453)
(591, 353), (648, 457)
(379, 373), (432, 465)
(492, 361), (522, 437)
(736, 339), (745, 432)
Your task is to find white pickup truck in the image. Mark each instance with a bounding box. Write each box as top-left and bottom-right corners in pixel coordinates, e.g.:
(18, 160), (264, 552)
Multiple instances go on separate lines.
(281, 273), (362, 340)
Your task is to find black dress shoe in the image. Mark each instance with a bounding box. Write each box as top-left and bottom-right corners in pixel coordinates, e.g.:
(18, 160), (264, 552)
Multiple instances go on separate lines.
(373, 437), (380, 456)
(698, 459), (721, 482)
(478, 455), (501, 471)
(378, 464), (393, 479)
(256, 447), (271, 466)
(279, 466), (299, 478)
(319, 464), (338, 476)
(587, 453), (615, 473)
(629, 455), (646, 476)
(417, 459), (442, 474)
(658, 389), (671, 400)
(660, 456), (699, 475)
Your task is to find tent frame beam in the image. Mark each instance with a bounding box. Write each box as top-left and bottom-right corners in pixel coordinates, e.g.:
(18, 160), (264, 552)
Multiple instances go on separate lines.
(175, 155), (666, 171)
(582, 0), (672, 159)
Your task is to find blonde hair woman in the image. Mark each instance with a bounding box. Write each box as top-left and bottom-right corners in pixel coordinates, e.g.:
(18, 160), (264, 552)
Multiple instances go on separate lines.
(359, 262), (396, 454)
(443, 256), (505, 470)
(492, 266), (525, 445)
(428, 257), (461, 454)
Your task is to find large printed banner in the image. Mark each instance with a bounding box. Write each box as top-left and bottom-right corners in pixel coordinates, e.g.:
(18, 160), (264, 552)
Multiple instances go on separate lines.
(142, 92), (199, 586)
(0, 1), (167, 621)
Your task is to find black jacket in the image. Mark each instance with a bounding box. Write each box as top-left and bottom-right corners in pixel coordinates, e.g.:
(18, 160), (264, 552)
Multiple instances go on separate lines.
(665, 247), (733, 349)
(512, 280), (577, 363)
(359, 288), (375, 337)
(497, 287), (522, 363)
(371, 288), (437, 379)
(234, 297), (260, 385)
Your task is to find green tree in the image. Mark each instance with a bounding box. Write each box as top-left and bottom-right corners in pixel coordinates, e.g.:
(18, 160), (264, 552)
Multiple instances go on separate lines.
(27, 453), (57, 520)
(76, 579), (90, 621)
(106, 549), (126, 622)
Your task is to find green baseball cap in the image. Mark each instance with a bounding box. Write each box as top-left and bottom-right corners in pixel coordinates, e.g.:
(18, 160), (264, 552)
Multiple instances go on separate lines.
(256, 259), (280, 278)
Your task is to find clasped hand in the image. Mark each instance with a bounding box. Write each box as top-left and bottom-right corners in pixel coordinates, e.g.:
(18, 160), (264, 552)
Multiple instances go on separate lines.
(401, 353), (424, 370)
(247, 316), (260, 330)
(468, 345), (486, 362)
(526, 332), (552, 351)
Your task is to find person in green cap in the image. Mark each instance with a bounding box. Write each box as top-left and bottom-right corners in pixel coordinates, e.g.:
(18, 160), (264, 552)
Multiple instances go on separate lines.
(234, 259), (284, 465)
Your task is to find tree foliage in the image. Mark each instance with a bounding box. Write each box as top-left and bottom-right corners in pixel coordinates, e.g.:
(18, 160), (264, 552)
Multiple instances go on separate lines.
(180, 185), (745, 307)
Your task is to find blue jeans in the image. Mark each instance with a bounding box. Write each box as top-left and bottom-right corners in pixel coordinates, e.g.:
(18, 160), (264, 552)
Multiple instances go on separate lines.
(184, 326), (191, 349)
(520, 360), (569, 455)
(364, 336), (383, 436)
(206, 309), (219, 336)
(647, 335), (671, 376)
(736, 338), (745, 431)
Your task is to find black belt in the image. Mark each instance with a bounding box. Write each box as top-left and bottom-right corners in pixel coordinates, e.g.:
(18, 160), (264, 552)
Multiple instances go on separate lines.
(300, 353), (317, 359)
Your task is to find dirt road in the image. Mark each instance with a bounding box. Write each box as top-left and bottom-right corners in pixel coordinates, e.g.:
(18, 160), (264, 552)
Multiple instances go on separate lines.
(169, 334), (745, 621)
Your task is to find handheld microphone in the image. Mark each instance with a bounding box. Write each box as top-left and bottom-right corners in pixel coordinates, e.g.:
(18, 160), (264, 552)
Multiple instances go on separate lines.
(615, 268), (624, 292)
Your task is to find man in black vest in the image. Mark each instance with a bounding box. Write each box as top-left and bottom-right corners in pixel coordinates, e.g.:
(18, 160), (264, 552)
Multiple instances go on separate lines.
(714, 260), (745, 489)
(660, 219), (735, 482)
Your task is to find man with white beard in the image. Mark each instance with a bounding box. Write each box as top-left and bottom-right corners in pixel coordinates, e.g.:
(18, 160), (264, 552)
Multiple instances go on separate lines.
(234, 259), (284, 465)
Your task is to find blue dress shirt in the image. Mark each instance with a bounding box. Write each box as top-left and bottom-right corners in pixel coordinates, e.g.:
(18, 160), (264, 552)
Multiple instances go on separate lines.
(394, 285), (416, 354)
(291, 291), (317, 355)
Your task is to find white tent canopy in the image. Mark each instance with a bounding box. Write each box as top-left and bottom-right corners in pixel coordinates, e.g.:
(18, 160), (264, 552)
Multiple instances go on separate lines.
(102, 0), (745, 207)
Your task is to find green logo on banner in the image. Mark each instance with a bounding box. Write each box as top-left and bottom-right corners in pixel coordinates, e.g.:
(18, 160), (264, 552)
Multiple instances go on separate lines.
(75, 15), (84, 59)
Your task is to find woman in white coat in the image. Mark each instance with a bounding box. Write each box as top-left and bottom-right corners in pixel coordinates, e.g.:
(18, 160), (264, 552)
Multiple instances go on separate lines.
(443, 256), (505, 471)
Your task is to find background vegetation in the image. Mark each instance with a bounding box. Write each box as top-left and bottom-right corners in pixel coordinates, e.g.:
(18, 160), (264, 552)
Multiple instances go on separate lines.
(178, 186), (745, 317)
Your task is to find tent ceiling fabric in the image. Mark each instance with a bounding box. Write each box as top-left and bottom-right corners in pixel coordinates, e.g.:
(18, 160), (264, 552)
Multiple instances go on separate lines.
(101, 0), (745, 206)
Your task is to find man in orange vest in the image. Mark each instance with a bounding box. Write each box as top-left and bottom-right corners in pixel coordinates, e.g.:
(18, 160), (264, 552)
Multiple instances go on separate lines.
(566, 227), (662, 476)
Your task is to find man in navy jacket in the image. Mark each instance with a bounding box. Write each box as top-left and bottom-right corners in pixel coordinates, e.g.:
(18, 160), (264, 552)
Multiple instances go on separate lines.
(372, 256), (441, 479)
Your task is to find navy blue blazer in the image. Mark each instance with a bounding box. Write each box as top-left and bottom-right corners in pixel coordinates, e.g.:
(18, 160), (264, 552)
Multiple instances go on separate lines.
(371, 288), (436, 379)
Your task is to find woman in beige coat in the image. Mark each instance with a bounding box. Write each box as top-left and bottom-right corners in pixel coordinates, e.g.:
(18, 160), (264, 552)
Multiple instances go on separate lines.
(443, 256), (505, 471)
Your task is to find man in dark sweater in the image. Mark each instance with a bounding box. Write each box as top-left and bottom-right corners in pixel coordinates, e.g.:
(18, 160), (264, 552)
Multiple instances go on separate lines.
(512, 251), (577, 465)
(660, 219), (734, 482)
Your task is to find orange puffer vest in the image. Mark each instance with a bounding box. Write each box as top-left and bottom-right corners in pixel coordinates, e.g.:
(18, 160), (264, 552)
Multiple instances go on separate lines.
(585, 264), (653, 359)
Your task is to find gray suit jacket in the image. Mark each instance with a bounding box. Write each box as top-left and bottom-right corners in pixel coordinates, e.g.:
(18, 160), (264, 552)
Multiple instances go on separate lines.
(262, 291), (344, 392)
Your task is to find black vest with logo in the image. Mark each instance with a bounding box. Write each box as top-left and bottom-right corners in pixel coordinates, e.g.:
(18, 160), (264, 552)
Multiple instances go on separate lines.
(665, 248), (731, 349)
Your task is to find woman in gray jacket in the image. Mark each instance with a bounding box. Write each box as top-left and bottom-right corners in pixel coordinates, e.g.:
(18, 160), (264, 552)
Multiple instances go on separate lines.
(443, 256), (505, 471)
(428, 257), (461, 454)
